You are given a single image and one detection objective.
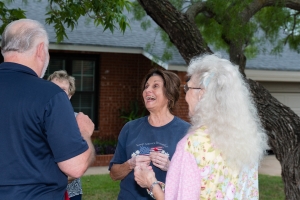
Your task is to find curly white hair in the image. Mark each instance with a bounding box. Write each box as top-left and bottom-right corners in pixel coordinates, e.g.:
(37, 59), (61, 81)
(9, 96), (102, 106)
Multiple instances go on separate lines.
(187, 54), (268, 170)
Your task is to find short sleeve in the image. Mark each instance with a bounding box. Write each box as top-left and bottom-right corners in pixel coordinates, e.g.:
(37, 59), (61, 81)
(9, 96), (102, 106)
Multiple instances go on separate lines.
(109, 123), (130, 170)
(44, 92), (88, 162)
(165, 135), (201, 199)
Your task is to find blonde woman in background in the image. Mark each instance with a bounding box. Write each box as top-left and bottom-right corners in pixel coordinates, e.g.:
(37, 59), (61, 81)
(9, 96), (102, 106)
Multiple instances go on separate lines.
(48, 70), (83, 200)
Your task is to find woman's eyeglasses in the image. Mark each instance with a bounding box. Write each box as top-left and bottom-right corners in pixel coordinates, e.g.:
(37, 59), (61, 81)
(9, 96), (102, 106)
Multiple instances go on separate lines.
(183, 84), (202, 93)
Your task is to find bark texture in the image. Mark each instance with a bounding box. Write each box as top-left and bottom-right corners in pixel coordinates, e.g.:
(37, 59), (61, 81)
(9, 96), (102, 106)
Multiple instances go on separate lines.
(137, 0), (213, 63)
(248, 79), (300, 200)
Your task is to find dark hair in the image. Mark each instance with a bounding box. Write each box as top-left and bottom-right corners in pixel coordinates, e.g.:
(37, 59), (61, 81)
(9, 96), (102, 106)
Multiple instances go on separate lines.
(141, 68), (181, 113)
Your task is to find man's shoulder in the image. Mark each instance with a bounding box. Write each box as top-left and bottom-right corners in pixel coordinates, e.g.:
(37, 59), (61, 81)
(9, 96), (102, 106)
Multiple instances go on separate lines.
(28, 77), (63, 96)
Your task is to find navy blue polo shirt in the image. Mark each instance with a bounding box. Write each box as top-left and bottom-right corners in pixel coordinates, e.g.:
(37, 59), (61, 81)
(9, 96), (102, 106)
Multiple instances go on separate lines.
(0, 62), (88, 199)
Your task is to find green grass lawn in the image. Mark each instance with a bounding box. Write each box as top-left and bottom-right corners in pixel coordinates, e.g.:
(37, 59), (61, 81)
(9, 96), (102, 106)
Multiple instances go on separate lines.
(81, 174), (120, 200)
(259, 175), (285, 200)
(81, 174), (285, 200)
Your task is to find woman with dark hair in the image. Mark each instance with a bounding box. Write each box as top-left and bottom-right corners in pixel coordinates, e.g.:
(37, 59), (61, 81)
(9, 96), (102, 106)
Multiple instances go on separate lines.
(109, 68), (190, 199)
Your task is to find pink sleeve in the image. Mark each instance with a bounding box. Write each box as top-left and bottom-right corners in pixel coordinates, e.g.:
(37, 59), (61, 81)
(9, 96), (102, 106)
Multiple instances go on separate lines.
(165, 137), (201, 199)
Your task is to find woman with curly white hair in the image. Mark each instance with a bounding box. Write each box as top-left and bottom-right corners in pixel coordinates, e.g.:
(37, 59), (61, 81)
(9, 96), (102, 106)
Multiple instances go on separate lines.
(134, 54), (268, 200)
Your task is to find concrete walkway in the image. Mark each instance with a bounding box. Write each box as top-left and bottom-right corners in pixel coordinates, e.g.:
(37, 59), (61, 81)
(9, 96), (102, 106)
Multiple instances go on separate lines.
(84, 155), (281, 177)
(258, 155), (281, 176)
(84, 165), (110, 176)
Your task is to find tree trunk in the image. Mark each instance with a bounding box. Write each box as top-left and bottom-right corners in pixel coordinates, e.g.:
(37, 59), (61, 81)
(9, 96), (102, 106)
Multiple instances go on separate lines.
(248, 79), (300, 200)
(137, 0), (213, 63)
(229, 43), (247, 77)
(138, 0), (300, 198)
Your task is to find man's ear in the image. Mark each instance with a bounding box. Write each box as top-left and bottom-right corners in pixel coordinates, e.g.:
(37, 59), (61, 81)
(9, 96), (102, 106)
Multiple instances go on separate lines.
(36, 42), (45, 61)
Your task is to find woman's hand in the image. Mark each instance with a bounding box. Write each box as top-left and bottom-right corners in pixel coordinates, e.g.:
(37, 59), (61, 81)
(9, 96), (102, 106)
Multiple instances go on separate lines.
(150, 152), (170, 171)
(134, 164), (157, 188)
(68, 176), (76, 184)
(128, 155), (151, 170)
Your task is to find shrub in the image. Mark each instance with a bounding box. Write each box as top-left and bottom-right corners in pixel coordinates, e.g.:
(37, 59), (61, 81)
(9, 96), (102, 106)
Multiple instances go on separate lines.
(93, 100), (146, 155)
(93, 139), (117, 155)
(119, 100), (146, 123)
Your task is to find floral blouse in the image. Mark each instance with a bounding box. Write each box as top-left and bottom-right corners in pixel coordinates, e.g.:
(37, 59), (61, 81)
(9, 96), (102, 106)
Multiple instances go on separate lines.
(67, 112), (83, 198)
(67, 178), (82, 198)
(165, 126), (259, 200)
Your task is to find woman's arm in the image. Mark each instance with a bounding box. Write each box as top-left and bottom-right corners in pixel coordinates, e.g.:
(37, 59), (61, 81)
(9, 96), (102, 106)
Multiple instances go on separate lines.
(109, 161), (132, 181)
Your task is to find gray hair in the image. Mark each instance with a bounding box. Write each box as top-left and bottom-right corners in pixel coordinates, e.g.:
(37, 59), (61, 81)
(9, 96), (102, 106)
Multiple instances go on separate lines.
(47, 70), (76, 96)
(1, 19), (49, 55)
(187, 54), (268, 170)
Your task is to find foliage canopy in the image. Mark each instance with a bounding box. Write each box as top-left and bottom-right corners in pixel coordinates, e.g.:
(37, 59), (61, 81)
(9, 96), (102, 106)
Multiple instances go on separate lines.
(0, 0), (132, 42)
(131, 0), (300, 62)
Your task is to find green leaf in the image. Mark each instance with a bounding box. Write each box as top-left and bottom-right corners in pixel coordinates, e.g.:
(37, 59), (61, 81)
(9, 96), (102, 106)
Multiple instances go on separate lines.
(119, 100), (146, 123)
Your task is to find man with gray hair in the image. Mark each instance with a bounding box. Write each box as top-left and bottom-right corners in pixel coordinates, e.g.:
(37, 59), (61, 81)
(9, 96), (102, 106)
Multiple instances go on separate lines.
(0, 19), (95, 199)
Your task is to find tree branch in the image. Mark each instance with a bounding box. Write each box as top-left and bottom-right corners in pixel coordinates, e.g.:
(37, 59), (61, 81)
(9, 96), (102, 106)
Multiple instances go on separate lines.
(185, 1), (208, 23)
(240, 0), (300, 23)
(230, 0), (300, 72)
(285, 0), (300, 10)
(137, 0), (213, 63)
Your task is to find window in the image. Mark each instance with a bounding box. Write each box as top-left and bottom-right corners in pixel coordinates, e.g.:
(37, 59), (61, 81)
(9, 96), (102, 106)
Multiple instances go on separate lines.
(44, 53), (99, 127)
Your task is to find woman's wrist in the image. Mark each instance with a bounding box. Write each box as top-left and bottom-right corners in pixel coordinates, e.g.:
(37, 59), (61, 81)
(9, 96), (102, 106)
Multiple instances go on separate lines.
(147, 177), (157, 188)
(146, 181), (165, 199)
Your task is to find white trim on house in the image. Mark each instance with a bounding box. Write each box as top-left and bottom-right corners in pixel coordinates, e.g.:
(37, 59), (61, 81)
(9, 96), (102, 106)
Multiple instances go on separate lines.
(168, 66), (300, 82)
(166, 66), (300, 82)
(168, 64), (187, 72)
(50, 43), (171, 69)
(142, 51), (168, 69)
(49, 43), (170, 69)
(50, 43), (188, 71)
(245, 69), (300, 82)
(49, 43), (143, 54)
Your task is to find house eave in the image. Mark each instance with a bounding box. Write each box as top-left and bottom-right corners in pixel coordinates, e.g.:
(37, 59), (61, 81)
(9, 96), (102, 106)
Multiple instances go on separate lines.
(168, 64), (187, 72)
(49, 43), (143, 54)
(245, 69), (300, 82)
(49, 43), (171, 69)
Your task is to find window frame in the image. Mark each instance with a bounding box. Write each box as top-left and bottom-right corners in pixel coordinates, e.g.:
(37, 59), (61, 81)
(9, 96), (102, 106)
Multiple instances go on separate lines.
(48, 52), (99, 129)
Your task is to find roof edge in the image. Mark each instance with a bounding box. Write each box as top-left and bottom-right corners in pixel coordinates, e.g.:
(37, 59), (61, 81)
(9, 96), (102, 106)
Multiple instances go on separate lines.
(49, 43), (143, 54)
(142, 51), (168, 69)
(245, 69), (300, 82)
(168, 64), (187, 72)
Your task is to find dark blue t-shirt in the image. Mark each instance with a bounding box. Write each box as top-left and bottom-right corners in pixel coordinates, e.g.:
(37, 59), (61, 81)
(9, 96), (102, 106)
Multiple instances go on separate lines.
(109, 116), (190, 200)
(0, 62), (88, 199)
